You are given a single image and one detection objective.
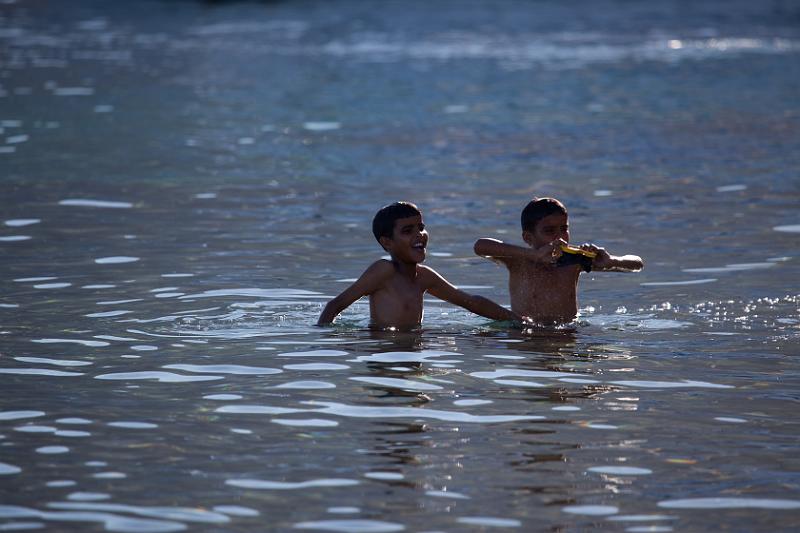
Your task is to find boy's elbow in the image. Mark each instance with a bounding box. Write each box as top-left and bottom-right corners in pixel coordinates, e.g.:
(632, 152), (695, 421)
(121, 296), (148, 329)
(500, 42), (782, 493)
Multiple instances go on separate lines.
(474, 239), (492, 256)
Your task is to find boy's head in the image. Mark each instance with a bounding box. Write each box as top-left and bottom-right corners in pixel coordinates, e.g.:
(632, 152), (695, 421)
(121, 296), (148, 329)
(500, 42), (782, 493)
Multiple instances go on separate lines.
(521, 197), (569, 246)
(372, 202), (427, 260)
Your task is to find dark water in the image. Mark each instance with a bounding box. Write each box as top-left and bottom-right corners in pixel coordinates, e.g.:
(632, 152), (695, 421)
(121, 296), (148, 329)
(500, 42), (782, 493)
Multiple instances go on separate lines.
(1, 0), (799, 531)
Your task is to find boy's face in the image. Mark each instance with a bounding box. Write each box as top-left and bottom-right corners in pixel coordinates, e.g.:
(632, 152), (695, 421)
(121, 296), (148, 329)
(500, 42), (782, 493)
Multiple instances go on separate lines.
(381, 214), (428, 263)
(524, 213), (569, 248)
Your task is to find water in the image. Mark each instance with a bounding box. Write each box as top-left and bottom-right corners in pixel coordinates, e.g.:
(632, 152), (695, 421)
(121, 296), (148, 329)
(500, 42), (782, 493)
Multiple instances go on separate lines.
(1, 0), (799, 530)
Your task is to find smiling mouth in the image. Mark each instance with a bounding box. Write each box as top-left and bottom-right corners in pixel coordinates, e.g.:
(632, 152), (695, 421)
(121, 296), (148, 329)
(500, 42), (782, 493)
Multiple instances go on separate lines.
(413, 243), (426, 251)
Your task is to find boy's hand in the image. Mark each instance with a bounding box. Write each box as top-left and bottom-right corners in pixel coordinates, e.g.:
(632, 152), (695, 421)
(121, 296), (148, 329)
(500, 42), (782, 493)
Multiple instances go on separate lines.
(529, 239), (567, 265)
(581, 243), (612, 269)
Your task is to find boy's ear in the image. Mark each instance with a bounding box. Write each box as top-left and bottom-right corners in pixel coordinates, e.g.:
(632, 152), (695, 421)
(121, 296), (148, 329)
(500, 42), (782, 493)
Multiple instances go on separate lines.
(522, 230), (533, 245)
(378, 236), (393, 251)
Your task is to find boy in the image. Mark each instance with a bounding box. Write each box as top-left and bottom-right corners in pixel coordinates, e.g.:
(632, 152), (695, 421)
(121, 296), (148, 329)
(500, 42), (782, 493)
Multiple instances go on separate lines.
(317, 201), (521, 329)
(474, 197), (643, 325)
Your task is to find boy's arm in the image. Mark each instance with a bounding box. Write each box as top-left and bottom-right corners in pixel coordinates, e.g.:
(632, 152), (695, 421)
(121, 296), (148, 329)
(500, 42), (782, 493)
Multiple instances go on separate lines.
(316, 261), (392, 325)
(581, 244), (644, 272)
(422, 266), (521, 322)
(474, 237), (565, 265)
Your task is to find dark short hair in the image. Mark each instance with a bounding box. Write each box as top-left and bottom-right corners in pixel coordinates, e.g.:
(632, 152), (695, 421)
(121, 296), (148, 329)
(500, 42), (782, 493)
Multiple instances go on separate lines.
(521, 197), (567, 232)
(372, 201), (422, 245)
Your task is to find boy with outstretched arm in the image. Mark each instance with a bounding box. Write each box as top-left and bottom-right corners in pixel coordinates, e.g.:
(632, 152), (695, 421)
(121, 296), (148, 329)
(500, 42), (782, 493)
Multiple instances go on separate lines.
(474, 197), (643, 325)
(318, 201), (521, 330)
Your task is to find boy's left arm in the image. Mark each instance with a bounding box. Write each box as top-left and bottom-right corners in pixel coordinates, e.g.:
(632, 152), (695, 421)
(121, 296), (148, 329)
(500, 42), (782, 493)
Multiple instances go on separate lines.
(582, 244), (644, 272)
(422, 266), (521, 322)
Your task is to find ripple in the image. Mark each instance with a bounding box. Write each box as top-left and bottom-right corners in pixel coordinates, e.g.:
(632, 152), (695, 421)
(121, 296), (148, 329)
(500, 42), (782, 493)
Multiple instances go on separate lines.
(48, 501), (230, 525)
(14, 425), (57, 433)
(607, 515), (677, 522)
(67, 492), (111, 502)
(45, 481), (76, 487)
(59, 199), (133, 208)
(773, 224), (800, 233)
(493, 379), (546, 388)
(273, 381), (337, 389)
(682, 262), (775, 274)
(327, 507), (360, 514)
(559, 377), (600, 384)
(293, 519), (403, 532)
(0, 236), (31, 242)
(303, 121), (341, 132)
(470, 369), (574, 379)
(0, 504), (186, 533)
(4, 219), (40, 227)
(95, 335), (139, 341)
(92, 472), (127, 479)
(216, 405), (312, 415)
(130, 345), (158, 351)
(226, 478), (359, 490)
(0, 411), (45, 421)
(562, 505), (619, 516)
(0, 462), (21, 475)
(610, 380), (733, 389)
(36, 446), (69, 454)
(95, 371), (224, 383)
(641, 279), (717, 286)
(85, 310), (132, 318)
(714, 417), (747, 423)
(95, 256), (140, 264)
(658, 497), (800, 509)
(453, 399), (492, 406)
(32, 338), (110, 347)
(588, 466), (652, 475)
(55, 418), (92, 424)
(716, 184), (747, 192)
(425, 490), (470, 499)
(15, 357), (92, 367)
(54, 430), (92, 438)
(278, 350), (349, 358)
(352, 350), (462, 364)
(178, 288), (322, 299)
(0, 368), (84, 377)
(305, 401), (544, 423)
(203, 394), (243, 401)
(283, 363), (350, 371)
(349, 377), (442, 391)
(457, 517), (521, 527)
(271, 418), (339, 427)
(107, 422), (158, 429)
(364, 472), (404, 481)
(212, 505), (259, 517)
(163, 364), (282, 375)
(33, 283), (71, 289)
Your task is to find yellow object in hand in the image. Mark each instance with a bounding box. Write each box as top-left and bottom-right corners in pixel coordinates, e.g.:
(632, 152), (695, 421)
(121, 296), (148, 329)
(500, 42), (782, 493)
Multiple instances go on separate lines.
(560, 244), (597, 258)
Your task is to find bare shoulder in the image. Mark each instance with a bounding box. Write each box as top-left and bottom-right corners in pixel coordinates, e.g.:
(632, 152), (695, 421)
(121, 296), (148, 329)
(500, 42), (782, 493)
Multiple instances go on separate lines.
(362, 259), (396, 279)
(416, 264), (446, 286)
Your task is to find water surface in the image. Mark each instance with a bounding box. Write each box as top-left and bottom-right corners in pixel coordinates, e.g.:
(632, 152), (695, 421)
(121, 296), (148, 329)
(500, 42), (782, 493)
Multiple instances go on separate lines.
(1, 0), (799, 531)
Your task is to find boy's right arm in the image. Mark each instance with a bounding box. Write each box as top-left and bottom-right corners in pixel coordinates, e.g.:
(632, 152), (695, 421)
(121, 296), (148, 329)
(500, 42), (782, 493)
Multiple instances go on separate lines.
(316, 261), (392, 326)
(474, 238), (564, 265)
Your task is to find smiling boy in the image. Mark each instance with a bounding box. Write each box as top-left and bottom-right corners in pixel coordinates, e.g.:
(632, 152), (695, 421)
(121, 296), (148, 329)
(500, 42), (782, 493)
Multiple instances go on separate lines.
(317, 201), (521, 329)
(474, 197), (643, 325)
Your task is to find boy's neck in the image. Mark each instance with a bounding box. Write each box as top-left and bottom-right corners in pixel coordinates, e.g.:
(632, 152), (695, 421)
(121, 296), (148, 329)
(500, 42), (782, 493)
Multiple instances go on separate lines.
(390, 258), (419, 278)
